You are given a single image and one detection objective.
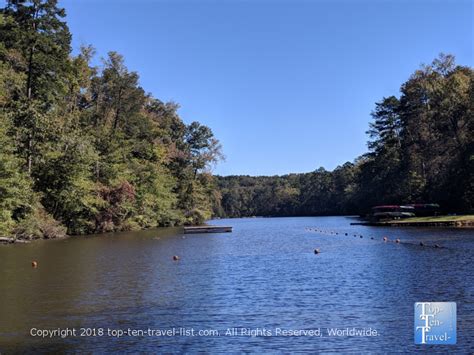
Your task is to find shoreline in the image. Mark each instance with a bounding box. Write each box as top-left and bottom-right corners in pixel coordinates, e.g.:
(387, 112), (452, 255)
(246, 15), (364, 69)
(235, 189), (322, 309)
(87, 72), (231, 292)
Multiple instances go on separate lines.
(351, 215), (474, 228)
(0, 236), (67, 245)
(0, 224), (188, 245)
(3, 215), (473, 245)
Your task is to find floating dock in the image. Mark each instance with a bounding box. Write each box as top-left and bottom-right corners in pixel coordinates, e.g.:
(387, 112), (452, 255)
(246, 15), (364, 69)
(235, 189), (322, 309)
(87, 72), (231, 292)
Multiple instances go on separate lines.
(183, 226), (232, 234)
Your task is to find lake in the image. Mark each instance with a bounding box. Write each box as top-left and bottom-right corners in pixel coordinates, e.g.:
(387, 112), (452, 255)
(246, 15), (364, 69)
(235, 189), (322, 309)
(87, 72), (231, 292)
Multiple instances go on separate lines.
(0, 217), (473, 352)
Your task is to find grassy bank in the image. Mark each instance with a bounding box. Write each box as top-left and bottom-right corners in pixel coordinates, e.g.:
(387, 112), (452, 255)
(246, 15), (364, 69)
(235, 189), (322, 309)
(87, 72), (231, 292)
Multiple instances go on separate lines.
(365, 215), (474, 227)
(387, 215), (474, 223)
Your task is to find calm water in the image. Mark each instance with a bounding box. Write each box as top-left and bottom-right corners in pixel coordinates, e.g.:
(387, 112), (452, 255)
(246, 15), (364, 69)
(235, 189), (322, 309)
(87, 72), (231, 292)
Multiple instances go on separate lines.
(0, 217), (473, 353)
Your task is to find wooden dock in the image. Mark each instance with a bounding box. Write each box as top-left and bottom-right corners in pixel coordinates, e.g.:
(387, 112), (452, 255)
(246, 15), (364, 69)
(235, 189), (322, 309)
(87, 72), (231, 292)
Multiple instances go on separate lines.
(351, 220), (474, 227)
(183, 225), (232, 234)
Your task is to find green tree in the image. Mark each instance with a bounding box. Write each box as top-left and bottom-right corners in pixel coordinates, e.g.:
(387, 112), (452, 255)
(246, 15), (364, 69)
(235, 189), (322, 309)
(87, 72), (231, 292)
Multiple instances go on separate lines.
(0, 113), (34, 236)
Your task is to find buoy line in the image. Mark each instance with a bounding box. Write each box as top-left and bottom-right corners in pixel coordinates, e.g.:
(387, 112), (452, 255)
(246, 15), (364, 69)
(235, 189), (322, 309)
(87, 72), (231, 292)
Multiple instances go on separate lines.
(305, 227), (444, 249)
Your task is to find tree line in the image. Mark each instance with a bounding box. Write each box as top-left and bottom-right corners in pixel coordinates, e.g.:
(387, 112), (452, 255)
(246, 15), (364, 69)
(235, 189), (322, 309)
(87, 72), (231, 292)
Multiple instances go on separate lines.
(214, 54), (473, 218)
(1, 2), (472, 240)
(0, 0), (222, 239)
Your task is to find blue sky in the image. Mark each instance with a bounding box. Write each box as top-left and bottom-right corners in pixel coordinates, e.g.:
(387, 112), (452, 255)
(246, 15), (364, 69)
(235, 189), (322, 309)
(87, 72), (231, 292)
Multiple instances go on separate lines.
(59, 1), (471, 175)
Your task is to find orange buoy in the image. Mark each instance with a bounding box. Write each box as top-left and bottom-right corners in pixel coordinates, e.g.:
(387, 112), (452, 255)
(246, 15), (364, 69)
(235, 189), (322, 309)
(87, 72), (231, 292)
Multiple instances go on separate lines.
(173, 255), (180, 261)
(31, 261), (38, 268)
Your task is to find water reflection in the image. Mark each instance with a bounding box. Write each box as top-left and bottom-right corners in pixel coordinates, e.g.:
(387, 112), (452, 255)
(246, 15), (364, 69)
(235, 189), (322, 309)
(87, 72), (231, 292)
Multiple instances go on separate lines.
(0, 217), (473, 352)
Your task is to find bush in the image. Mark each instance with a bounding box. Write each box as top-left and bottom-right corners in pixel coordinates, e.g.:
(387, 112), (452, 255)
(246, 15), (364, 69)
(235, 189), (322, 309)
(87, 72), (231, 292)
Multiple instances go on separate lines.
(185, 208), (210, 226)
(14, 205), (66, 240)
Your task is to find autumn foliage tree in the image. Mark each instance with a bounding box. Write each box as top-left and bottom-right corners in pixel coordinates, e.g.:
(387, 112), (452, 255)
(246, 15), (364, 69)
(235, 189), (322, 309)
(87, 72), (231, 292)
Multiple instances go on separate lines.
(0, 0), (222, 239)
(216, 55), (473, 218)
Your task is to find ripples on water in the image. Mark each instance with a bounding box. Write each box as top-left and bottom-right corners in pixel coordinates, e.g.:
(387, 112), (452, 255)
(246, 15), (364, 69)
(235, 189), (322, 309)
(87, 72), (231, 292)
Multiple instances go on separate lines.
(0, 217), (473, 353)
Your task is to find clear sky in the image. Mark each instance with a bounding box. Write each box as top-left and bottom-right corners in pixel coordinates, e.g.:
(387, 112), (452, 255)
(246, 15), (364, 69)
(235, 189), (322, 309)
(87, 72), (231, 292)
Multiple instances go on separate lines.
(58, 0), (472, 175)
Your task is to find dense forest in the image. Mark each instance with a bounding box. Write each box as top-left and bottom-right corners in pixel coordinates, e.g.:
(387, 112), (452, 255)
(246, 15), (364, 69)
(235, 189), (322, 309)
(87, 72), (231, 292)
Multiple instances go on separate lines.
(0, 0), (222, 239)
(214, 55), (474, 218)
(1, 1), (472, 240)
